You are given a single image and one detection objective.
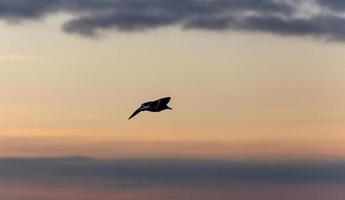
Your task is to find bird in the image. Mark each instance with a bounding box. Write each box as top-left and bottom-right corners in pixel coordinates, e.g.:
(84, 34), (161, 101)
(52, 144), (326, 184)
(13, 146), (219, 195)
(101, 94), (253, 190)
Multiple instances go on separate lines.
(128, 97), (172, 120)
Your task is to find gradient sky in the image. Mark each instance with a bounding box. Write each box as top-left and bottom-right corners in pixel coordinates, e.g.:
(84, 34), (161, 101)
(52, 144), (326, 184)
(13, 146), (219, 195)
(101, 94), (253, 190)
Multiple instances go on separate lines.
(0, 0), (344, 160)
(1, 1), (345, 199)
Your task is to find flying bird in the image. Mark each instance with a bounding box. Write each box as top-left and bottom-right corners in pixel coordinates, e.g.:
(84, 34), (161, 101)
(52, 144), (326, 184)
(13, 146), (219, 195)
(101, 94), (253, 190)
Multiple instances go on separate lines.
(129, 97), (172, 120)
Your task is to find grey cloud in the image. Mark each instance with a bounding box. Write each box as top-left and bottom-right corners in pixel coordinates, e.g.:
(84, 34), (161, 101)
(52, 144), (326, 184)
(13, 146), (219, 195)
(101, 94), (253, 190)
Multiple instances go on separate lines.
(1, 157), (345, 187)
(317, 0), (345, 12)
(236, 15), (345, 41)
(1, 1), (345, 39)
(62, 11), (180, 36)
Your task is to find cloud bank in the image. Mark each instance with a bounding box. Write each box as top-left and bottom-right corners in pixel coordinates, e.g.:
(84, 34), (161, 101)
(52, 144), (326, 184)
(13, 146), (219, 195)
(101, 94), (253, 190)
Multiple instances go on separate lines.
(1, 0), (345, 40)
(1, 157), (345, 187)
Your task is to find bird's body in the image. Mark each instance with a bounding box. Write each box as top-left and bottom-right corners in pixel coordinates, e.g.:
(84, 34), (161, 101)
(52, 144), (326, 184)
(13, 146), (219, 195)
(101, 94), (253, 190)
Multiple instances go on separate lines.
(129, 97), (172, 119)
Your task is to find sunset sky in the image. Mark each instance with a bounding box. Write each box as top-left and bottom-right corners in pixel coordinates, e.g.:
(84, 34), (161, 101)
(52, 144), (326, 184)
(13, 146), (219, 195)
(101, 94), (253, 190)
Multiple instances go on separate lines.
(0, 0), (345, 199)
(0, 0), (344, 159)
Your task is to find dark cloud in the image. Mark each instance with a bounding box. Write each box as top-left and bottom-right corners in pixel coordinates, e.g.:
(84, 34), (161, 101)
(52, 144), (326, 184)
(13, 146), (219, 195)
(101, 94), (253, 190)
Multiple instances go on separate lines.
(1, 157), (345, 187)
(0, 0), (345, 40)
(317, 0), (345, 11)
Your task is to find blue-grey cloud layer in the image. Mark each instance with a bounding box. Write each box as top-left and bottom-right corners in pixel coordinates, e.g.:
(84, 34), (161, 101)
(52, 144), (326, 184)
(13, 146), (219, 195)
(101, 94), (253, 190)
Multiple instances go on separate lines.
(1, 0), (345, 40)
(1, 157), (345, 187)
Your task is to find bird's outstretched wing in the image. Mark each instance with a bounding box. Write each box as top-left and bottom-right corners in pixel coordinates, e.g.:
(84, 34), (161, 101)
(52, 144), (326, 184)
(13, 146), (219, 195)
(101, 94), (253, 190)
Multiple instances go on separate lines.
(128, 108), (142, 120)
(158, 97), (171, 105)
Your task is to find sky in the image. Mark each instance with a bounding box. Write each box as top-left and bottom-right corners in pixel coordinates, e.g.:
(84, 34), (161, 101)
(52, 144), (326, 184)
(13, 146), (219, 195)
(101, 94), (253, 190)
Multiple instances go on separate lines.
(0, 0), (344, 159)
(0, 0), (345, 199)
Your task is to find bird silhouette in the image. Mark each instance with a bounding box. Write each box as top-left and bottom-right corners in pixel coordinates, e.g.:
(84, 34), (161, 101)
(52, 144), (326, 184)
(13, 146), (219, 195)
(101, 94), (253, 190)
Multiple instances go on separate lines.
(129, 97), (172, 120)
